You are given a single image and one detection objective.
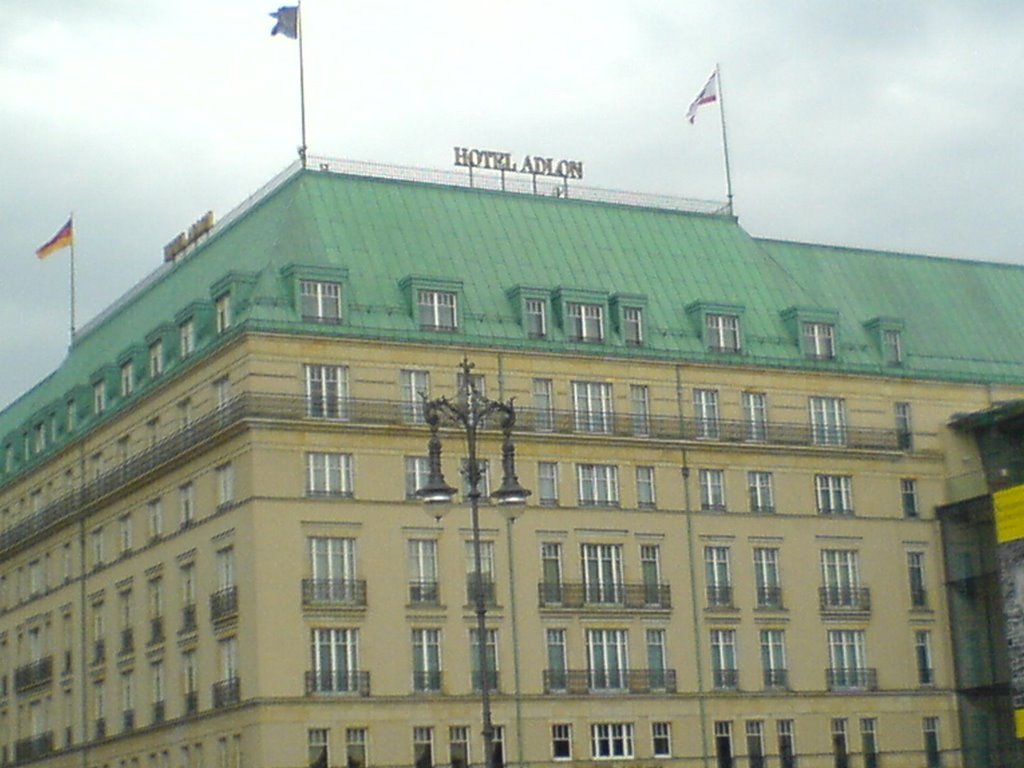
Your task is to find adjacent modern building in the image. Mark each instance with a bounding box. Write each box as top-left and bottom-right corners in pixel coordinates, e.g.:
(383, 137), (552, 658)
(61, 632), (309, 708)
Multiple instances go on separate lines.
(3, 156), (1024, 767)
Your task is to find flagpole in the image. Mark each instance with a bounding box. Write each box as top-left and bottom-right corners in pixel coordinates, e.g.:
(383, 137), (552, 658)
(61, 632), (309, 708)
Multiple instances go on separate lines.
(715, 63), (735, 215)
(297, 1), (308, 167)
(69, 212), (77, 346)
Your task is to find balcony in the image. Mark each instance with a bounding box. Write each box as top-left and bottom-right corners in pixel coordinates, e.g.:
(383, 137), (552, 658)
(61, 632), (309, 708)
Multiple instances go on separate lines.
(412, 671), (443, 692)
(471, 669), (501, 692)
(149, 617), (165, 645)
(184, 690), (198, 715)
(542, 668), (677, 694)
(14, 656), (53, 693)
(0, 393), (905, 561)
(408, 580), (440, 606)
(819, 586), (871, 613)
(212, 677), (241, 708)
(119, 627), (134, 655)
(713, 669), (739, 690)
(180, 603), (198, 633)
(301, 579), (367, 608)
(756, 587), (784, 610)
(152, 700), (166, 724)
(763, 669), (789, 689)
(538, 581), (671, 610)
(466, 576), (497, 606)
(304, 670), (370, 696)
(827, 667), (878, 691)
(706, 585), (734, 609)
(92, 639), (106, 665)
(122, 709), (135, 731)
(13, 732), (53, 763)
(210, 586), (239, 623)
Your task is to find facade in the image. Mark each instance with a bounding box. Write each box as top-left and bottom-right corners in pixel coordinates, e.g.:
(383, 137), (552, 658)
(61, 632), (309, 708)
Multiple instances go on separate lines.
(3, 158), (1024, 767)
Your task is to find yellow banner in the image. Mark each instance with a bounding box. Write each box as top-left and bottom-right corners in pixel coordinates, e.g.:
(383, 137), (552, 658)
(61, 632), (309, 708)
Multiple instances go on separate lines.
(994, 484), (1024, 543)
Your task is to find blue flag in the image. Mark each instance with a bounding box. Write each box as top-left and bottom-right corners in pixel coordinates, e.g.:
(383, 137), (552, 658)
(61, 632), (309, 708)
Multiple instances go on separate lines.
(269, 6), (298, 39)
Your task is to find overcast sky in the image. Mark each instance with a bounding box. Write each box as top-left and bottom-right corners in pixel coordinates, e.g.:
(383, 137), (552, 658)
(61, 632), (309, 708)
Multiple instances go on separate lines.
(2, 1), (1022, 410)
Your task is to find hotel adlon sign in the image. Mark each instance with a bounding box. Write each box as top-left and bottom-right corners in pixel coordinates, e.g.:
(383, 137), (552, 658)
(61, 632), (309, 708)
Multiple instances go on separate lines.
(453, 146), (584, 179)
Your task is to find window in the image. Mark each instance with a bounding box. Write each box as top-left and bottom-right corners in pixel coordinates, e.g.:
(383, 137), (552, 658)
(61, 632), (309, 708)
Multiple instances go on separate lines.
(151, 660), (165, 712)
(714, 722), (733, 768)
(179, 319), (194, 358)
(742, 392), (767, 441)
(469, 628), (498, 691)
(577, 464), (619, 506)
(816, 474), (853, 515)
(147, 498), (163, 541)
(916, 630), (935, 685)
(777, 721), (796, 768)
(92, 527), (105, 568)
(119, 514), (132, 556)
(149, 577), (164, 621)
(699, 469), (726, 511)
(803, 321), (835, 359)
(711, 630), (738, 689)
(540, 544), (563, 604)
(219, 635), (239, 683)
(412, 726), (435, 768)
(182, 648), (197, 699)
(449, 726), (470, 768)
(860, 718), (879, 768)
(646, 629), (668, 690)
(640, 544), (663, 605)
(828, 630), (869, 689)
(217, 546), (236, 590)
(345, 729), (367, 768)
(902, 478), (920, 518)
(418, 290), (457, 330)
(537, 462), (558, 505)
(567, 302), (604, 342)
(652, 722), (671, 758)
(748, 471), (774, 513)
(582, 543), (623, 604)
(408, 539), (439, 604)
(705, 546), (732, 608)
(746, 722), (765, 768)
(591, 723), (634, 759)
(636, 466), (656, 508)
(809, 396), (846, 445)
(215, 294), (231, 332)
(121, 670), (135, 728)
(181, 563), (196, 616)
(622, 306), (643, 345)
(308, 728), (329, 768)
(552, 724), (572, 760)
(309, 537), (357, 602)
(405, 456), (431, 500)
(572, 381), (613, 433)
(401, 369), (430, 423)
(630, 384), (650, 436)
(882, 328), (903, 365)
(532, 379), (555, 431)
(300, 280), (342, 322)
(149, 341), (163, 378)
(178, 397), (192, 429)
(119, 362), (134, 397)
(411, 630), (441, 692)
(760, 630), (787, 688)
(694, 388), (720, 439)
(923, 717), (940, 768)
(306, 453), (353, 497)
(465, 540), (495, 605)
(707, 313), (741, 352)
(311, 628), (359, 693)
(94, 381), (107, 415)
(305, 364), (349, 419)
(545, 628), (567, 691)
(459, 458), (490, 499)
(896, 401), (913, 450)
(753, 548), (782, 609)
(525, 299), (547, 338)
(32, 421), (45, 454)
(821, 549), (863, 608)
(179, 482), (195, 528)
(215, 376), (232, 408)
(908, 551), (928, 607)
(831, 718), (849, 768)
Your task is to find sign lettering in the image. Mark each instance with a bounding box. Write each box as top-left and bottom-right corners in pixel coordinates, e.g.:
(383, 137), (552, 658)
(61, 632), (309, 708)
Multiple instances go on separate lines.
(454, 146), (583, 180)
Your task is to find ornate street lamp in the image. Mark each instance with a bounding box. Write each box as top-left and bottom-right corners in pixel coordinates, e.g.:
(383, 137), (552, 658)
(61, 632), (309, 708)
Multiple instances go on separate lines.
(415, 358), (530, 768)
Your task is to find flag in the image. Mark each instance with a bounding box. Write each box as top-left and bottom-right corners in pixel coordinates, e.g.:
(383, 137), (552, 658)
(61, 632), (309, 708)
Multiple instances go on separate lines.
(686, 69), (718, 124)
(269, 6), (298, 38)
(36, 217), (73, 259)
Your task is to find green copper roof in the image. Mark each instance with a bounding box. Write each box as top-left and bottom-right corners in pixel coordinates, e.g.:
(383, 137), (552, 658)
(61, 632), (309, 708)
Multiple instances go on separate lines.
(4, 165), (1024, 476)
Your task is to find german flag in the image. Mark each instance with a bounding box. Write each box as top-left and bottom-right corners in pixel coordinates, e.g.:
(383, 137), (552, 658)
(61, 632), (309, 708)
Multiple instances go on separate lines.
(36, 217), (73, 259)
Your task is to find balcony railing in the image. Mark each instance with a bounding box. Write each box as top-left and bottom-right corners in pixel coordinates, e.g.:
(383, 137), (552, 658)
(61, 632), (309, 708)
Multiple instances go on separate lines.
(305, 670), (371, 696)
(466, 576), (497, 606)
(210, 586), (239, 622)
(827, 667), (878, 691)
(14, 656), (53, 693)
(212, 677), (241, 708)
(543, 668), (677, 694)
(0, 393), (904, 559)
(471, 670), (501, 692)
(713, 669), (739, 690)
(120, 627), (134, 655)
(412, 671), (443, 692)
(301, 579), (367, 608)
(911, 587), (929, 609)
(538, 581), (671, 610)
(819, 586), (871, 612)
(149, 617), (165, 645)
(763, 669), (789, 689)
(152, 700), (166, 724)
(184, 690), (198, 715)
(122, 709), (135, 731)
(13, 732), (53, 763)
(180, 604), (198, 633)
(92, 639), (106, 664)
(706, 585), (734, 609)
(409, 580), (440, 605)
(756, 587), (784, 610)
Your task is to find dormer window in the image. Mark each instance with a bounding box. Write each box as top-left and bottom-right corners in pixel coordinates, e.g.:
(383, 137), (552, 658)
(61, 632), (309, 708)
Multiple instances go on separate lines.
(706, 314), (741, 353)
(120, 362), (134, 397)
(567, 302), (604, 342)
(525, 299), (547, 338)
(179, 319), (195, 358)
(802, 322), (835, 360)
(622, 307), (643, 346)
(93, 382), (107, 415)
(149, 341), (163, 378)
(215, 294), (231, 334)
(882, 328), (903, 365)
(418, 290), (458, 331)
(300, 280), (342, 322)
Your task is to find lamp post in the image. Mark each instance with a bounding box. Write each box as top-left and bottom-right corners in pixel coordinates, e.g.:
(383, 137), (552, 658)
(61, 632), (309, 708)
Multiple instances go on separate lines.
(415, 358), (530, 768)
